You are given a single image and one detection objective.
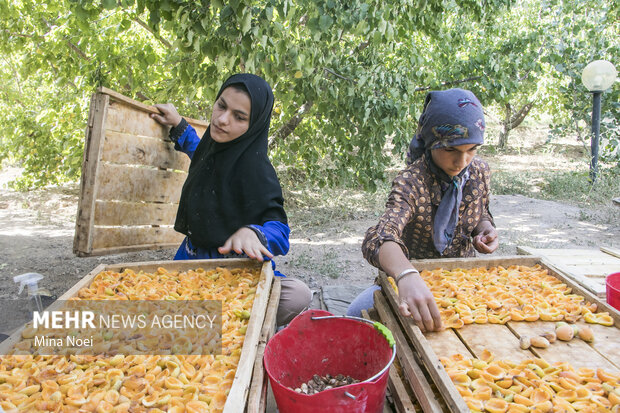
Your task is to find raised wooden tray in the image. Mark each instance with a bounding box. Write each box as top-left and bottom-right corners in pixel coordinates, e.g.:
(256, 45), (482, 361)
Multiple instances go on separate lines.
(73, 87), (209, 256)
(517, 245), (620, 297)
(0, 258), (278, 413)
(374, 255), (620, 413)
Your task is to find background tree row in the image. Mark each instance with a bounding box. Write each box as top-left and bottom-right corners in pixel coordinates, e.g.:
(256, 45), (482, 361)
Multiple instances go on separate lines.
(0, 0), (617, 189)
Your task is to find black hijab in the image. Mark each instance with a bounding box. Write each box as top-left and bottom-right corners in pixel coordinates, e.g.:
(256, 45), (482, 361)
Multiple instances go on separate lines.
(174, 73), (287, 248)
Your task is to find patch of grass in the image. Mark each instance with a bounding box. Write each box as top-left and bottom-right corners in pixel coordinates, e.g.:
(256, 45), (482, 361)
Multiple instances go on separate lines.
(492, 167), (620, 207)
(283, 180), (391, 230)
(491, 170), (538, 197)
(288, 249), (343, 279)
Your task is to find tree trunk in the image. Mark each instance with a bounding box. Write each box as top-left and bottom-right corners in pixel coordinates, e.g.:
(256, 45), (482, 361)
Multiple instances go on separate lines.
(498, 103), (512, 149)
(498, 101), (534, 149)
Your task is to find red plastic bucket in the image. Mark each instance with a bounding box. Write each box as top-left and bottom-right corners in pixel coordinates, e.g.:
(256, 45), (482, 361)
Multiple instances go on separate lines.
(263, 309), (395, 413)
(606, 272), (620, 311)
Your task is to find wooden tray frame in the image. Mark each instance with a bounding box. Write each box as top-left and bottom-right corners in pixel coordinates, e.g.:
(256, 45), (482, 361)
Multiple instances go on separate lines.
(374, 255), (620, 413)
(0, 258), (278, 413)
(73, 87), (209, 257)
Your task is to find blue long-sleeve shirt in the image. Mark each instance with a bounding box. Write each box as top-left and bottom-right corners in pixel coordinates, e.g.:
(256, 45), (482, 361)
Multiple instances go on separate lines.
(171, 123), (289, 276)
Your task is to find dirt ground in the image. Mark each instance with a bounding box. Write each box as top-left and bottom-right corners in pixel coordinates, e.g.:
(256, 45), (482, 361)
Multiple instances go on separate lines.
(1, 164), (619, 308)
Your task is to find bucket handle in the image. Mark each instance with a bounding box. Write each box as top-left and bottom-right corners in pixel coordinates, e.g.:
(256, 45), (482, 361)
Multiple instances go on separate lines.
(310, 315), (396, 386)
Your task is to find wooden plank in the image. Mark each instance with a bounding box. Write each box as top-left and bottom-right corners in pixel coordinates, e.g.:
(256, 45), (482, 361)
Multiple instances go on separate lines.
(508, 321), (619, 372)
(105, 97), (207, 140)
(91, 226), (184, 250)
(247, 278), (281, 413)
(96, 163), (186, 203)
(104, 99), (163, 137)
(581, 321), (620, 368)
(373, 291), (444, 413)
(602, 246), (620, 259)
(94, 200), (178, 226)
(224, 262), (274, 413)
(98, 86), (209, 128)
(80, 243), (180, 257)
(454, 323), (535, 363)
(564, 265), (619, 277)
(387, 365), (418, 413)
(362, 309), (418, 413)
(548, 256), (618, 265)
(518, 247), (598, 257)
(517, 246), (609, 297)
(424, 329), (471, 360)
(74, 93), (110, 255)
(104, 257), (262, 274)
(101, 130), (191, 171)
(542, 258), (606, 295)
(545, 260), (606, 298)
(377, 275), (469, 413)
(411, 254), (543, 271)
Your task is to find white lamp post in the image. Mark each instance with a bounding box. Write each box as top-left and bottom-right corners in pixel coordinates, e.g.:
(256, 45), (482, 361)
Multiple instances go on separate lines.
(581, 60), (617, 182)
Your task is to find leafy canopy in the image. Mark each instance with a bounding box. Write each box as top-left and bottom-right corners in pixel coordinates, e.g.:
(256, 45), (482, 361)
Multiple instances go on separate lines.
(1, 0), (618, 190)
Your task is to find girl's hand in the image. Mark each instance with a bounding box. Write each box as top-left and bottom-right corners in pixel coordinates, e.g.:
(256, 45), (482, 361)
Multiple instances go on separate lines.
(218, 228), (274, 262)
(397, 272), (443, 332)
(151, 103), (183, 127)
(473, 221), (498, 254)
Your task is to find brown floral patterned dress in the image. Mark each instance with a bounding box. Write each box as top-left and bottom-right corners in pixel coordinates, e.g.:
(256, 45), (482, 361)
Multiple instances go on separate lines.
(362, 154), (494, 268)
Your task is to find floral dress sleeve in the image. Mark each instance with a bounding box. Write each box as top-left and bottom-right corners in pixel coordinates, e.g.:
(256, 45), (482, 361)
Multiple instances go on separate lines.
(362, 167), (419, 268)
(478, 159), (495, 227)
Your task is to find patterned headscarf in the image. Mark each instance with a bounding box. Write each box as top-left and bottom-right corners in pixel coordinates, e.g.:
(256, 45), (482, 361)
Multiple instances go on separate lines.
(407, 88), (485, 255)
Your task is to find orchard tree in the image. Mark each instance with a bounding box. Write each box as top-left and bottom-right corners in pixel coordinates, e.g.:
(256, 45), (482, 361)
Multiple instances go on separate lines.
(411, 0), (550, 148)
(0, 0), (172, 188)
(542, 0), (619, 165)
(406, 0), (618, 152)
(1, 0), (510, 189)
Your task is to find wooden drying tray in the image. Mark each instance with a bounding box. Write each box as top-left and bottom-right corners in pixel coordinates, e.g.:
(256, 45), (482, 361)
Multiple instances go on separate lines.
(74, 87), (209, 256)
(0, 258), (278, 413)
(374, 255), (620, 413)
(517, 245), (620, 298)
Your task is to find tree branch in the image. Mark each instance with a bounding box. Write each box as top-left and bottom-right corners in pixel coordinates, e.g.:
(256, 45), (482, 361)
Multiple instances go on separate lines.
(133, 17), (172, 49)
(268, 101), (314, 148)
(66, 40), (90, 61)
(510, 101), (534, 128)
(2, 31), (34, 38)
(40, 17), (90, 61)
(323, 68), (356, 83)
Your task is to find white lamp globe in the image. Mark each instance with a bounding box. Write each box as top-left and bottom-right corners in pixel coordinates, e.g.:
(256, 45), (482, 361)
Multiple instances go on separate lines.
(581, 60), (617, 92)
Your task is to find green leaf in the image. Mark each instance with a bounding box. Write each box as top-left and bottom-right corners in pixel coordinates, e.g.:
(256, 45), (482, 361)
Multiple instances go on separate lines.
(241, 10), (252, 34)
(319, 14), (333, 31)
(101, 0), (117, 10)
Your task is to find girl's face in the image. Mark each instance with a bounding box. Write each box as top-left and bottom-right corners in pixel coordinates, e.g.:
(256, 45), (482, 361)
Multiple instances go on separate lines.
(431, 143), (479, 177)
(210, 87), (251, 143)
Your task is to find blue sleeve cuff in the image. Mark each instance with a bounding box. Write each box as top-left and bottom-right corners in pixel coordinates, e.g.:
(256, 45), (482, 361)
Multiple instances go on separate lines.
(169, 118), (189, 142)
(248, 221), (290, 257)
(174, 124), (200, 159)
(245, 225), (268, 247)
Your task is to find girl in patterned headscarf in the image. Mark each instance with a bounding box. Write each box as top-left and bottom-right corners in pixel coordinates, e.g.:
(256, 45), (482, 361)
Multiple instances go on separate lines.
(347, 88), (498, 332)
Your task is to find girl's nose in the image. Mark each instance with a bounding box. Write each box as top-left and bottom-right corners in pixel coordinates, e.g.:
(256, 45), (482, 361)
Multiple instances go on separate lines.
(218, 111), (230, 124)
(455, 154), (468, 169)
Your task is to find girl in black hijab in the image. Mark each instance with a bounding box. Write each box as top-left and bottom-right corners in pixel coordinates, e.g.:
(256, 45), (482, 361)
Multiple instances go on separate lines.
(151, 74), (311, 325)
